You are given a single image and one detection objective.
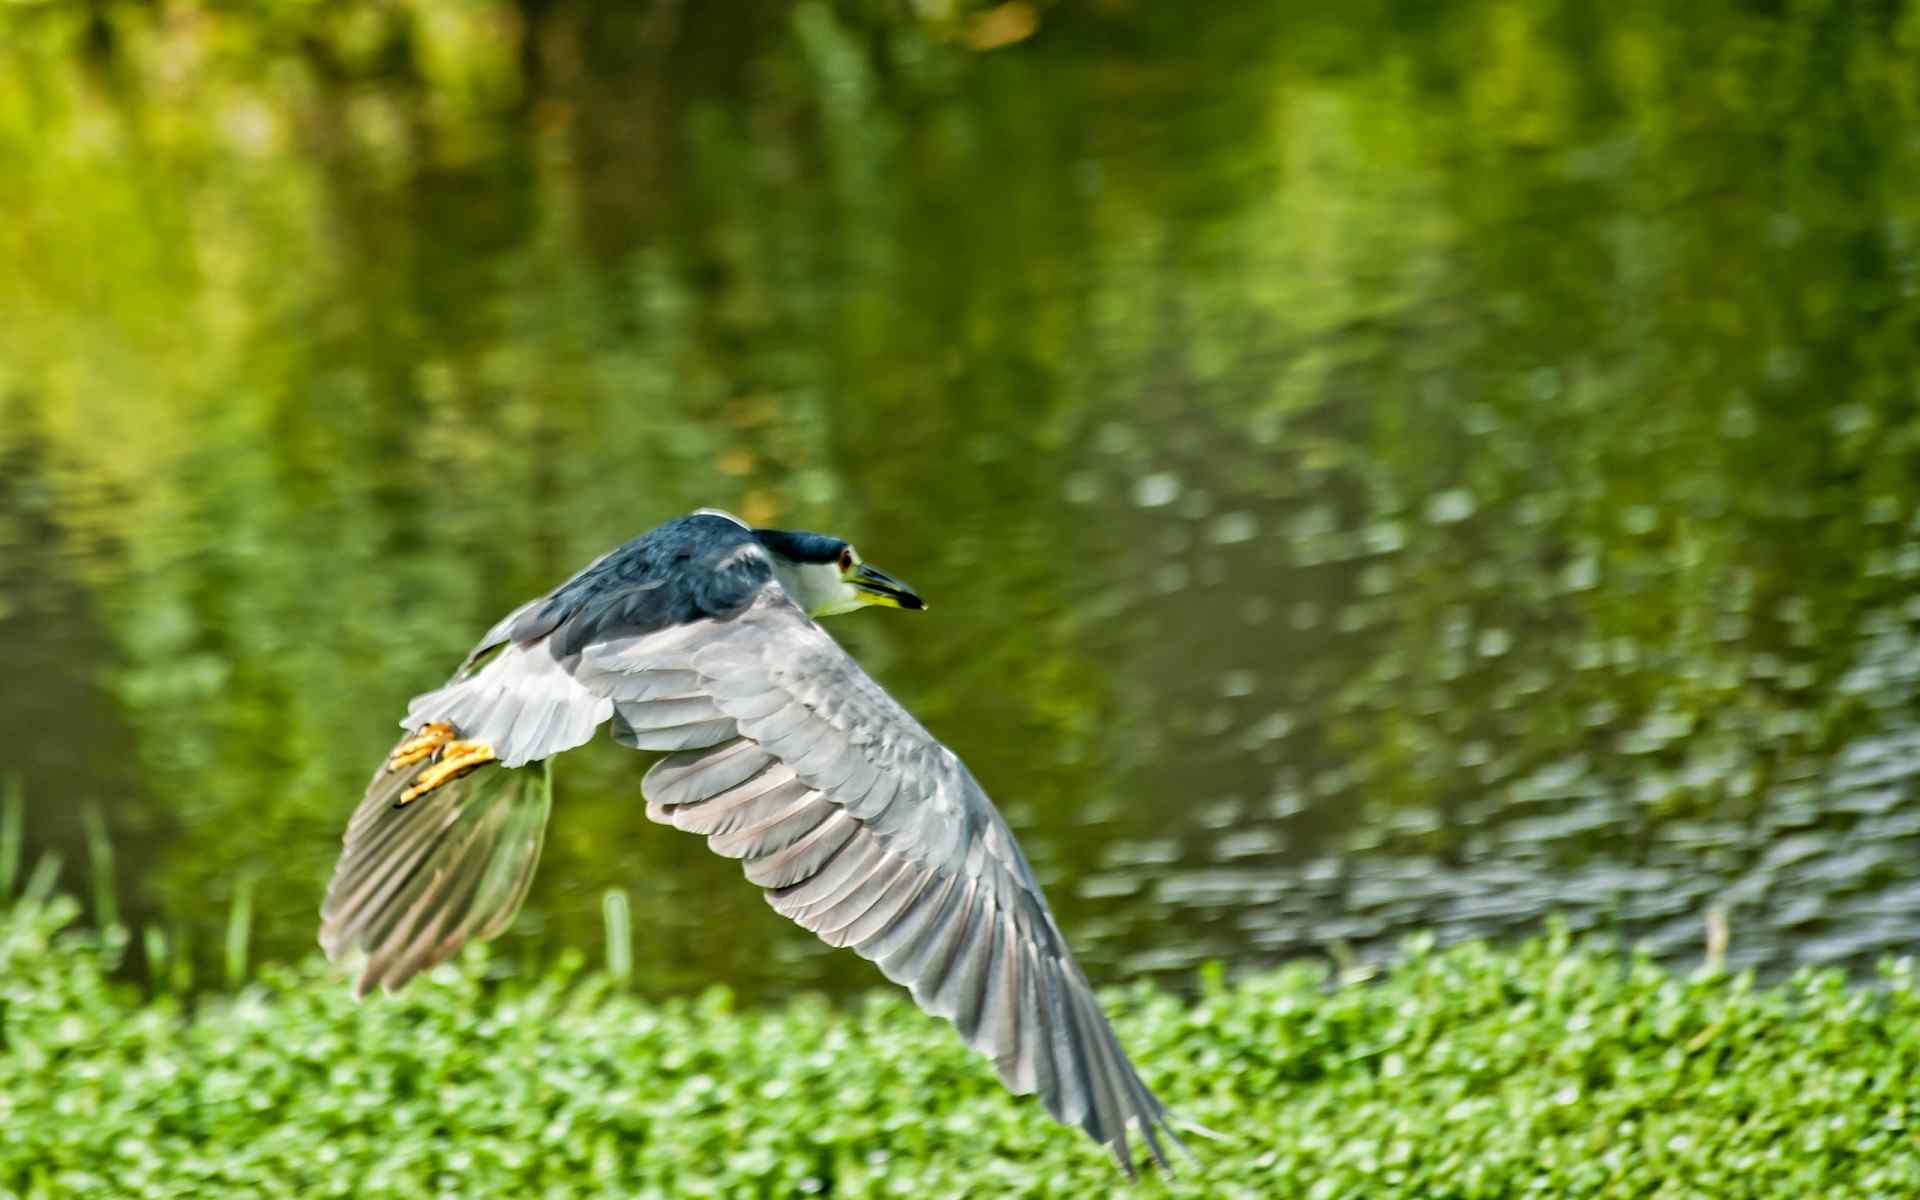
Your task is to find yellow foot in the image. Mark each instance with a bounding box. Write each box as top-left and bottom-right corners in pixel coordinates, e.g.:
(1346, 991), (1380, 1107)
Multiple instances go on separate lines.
(398, 739), (497, 805)
(387, 721), (457, 773)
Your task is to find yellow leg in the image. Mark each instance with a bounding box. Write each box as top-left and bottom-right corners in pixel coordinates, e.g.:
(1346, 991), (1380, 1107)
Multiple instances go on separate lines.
(386, 721), (456, 773)
(399, 739), (497, 805)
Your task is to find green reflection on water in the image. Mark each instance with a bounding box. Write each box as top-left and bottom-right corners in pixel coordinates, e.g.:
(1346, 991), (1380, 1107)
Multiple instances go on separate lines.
(2, 0), (1918, 998)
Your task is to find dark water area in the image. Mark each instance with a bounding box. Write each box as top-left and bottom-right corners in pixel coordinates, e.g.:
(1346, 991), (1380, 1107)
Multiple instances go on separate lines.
(3, 1), (1919, 1001)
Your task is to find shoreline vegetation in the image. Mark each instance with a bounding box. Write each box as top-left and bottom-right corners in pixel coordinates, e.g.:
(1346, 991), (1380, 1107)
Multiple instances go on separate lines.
(5, 886), (1919, 1197)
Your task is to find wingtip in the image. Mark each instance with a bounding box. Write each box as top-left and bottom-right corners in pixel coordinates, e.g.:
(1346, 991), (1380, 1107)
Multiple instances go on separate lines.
(1109, 1113), (1194, 1181)
(1102, 1130), (1139, 1182)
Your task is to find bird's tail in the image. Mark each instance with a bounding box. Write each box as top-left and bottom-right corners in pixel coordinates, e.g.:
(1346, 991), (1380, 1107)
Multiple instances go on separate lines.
(319, 723), (553, 997)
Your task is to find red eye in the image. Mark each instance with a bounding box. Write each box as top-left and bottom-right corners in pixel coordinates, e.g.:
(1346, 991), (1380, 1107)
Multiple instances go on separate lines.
(839, 548), (854, 570)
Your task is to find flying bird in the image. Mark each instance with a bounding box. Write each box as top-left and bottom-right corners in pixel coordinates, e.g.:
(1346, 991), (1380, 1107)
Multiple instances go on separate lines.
(319, 509), (1182, 1175)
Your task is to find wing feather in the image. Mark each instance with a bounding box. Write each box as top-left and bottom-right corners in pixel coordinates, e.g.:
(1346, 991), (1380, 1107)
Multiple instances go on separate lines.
(835, 861), (935, 949)
(741, 807), (862, 889)
(667, 769), (807, 838)
(644, 740), (777, 809)
(774, 833), (890, 916)
(865, 872), (959, 970)
(605, 595), (1181, 1174)
(903, 879), (977, 1018)
(788, 851), (912, 941)
(612, 694), (731, 728)
(705, 787), (833, 860)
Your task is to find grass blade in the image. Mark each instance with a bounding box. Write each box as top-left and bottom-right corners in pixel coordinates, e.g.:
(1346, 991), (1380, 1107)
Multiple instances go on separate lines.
(82, 802), (119, 931)
(602, 887), (632, 983)
(225, 873), (256, 988)
(0, 775), (20, 899)
(21, 851), (62, 907)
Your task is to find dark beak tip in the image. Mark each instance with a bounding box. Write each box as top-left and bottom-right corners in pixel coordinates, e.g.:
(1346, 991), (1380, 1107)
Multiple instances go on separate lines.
(857, 562), (924, 610)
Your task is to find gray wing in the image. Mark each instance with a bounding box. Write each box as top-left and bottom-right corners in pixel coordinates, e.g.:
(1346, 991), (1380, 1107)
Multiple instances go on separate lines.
(577, 593), (1182, 1177)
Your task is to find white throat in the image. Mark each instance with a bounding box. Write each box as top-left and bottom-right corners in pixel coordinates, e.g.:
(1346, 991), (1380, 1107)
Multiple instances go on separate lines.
(772, 559), (861, 618)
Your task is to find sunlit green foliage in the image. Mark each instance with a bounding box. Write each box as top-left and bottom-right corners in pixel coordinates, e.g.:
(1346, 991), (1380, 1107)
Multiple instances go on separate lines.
(5, 894), (1920, 1197)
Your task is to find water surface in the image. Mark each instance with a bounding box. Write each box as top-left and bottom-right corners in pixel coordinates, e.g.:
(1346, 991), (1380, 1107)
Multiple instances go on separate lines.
(3, 0), (1919, 998)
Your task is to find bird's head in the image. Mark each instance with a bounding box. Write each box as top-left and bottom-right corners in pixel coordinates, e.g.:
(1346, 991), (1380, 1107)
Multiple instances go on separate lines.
(752, 527), (925, 619)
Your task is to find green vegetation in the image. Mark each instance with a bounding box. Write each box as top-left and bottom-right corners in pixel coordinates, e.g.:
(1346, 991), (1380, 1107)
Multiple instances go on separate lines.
(5, 892), (1919, 1198)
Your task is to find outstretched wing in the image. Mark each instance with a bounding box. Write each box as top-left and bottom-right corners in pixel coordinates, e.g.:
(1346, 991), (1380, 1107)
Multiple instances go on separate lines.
(576, 593), (1182, 1176)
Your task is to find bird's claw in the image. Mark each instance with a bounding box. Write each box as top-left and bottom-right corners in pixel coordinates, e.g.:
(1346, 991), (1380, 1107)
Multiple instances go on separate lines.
(387, 721), (457, 773)
(395, 735), (497, 806)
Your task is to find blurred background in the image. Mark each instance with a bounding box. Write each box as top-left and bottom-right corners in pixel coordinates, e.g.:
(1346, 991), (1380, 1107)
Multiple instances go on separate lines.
(2, 0), (1919, 1002)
